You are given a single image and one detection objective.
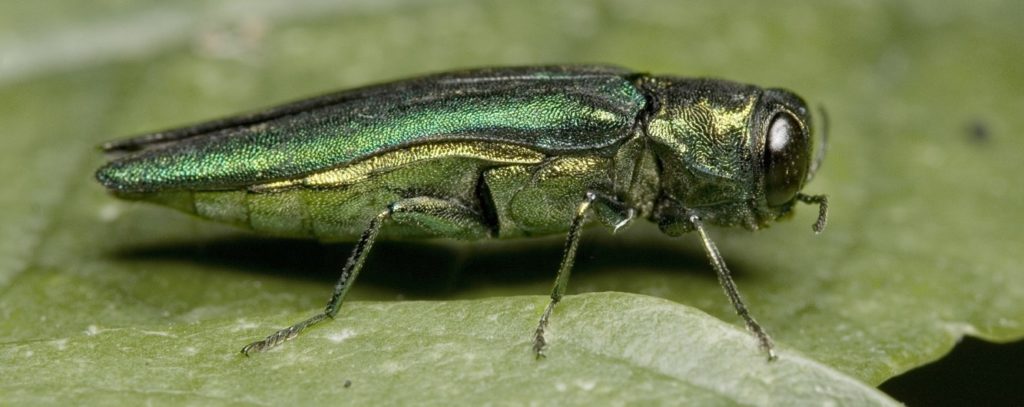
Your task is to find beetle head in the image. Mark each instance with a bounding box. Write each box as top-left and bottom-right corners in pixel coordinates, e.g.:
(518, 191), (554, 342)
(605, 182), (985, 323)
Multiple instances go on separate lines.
(642, 78), (826, 235)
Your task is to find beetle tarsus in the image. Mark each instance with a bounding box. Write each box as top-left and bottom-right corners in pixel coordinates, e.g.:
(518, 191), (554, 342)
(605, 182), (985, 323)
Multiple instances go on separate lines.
(532, 299), (560, 359)
(746, 318), (778, 362)
(241, 313), (332, 355)
(241, 325), (298, 355)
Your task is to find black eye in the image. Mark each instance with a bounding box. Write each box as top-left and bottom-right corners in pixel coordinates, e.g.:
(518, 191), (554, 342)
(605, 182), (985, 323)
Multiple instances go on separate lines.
(763, 112), (809, 206)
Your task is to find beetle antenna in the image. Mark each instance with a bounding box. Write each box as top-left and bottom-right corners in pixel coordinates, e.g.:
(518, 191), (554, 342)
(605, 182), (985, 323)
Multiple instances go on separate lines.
(796, 193), (828, 234)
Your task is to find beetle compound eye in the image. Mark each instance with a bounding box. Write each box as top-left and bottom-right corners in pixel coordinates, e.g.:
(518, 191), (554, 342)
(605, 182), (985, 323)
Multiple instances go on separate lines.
(764, 112), (810, 206)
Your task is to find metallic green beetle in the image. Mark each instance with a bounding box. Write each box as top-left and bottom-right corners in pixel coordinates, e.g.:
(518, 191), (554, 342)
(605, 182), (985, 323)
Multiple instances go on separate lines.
(97, 65), (828, 360)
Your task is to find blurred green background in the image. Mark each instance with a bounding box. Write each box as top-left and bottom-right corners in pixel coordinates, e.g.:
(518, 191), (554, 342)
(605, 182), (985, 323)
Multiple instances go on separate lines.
(1, 1), (1021, 405)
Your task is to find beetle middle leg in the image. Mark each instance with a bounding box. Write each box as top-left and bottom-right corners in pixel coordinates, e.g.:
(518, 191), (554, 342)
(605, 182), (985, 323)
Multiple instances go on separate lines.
(532, 191), (633, 359)
(241, 196), (490, 355)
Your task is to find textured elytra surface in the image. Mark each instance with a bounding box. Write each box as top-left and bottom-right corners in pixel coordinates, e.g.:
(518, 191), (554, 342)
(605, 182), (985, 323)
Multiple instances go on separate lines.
(1, 0), (1021, 405)
(96, 66), (645, 192)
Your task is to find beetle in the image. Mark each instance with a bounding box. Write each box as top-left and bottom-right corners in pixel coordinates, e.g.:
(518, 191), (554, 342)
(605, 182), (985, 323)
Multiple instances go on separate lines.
(96, 65), (828, 360)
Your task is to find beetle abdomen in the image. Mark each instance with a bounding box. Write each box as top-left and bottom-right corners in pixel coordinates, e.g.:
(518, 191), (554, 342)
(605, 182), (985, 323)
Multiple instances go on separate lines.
(122, 189), (315, 237)
(121, 140), (556, 240)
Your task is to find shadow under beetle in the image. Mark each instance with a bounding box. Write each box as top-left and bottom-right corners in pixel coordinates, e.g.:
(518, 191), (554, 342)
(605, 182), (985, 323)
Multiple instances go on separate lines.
(96, 65), (829, 360)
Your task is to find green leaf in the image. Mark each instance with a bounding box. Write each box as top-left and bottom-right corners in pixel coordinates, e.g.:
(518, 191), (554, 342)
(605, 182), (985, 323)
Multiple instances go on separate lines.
(2, 293), (895, 405)
(2, 0), (1021, 405)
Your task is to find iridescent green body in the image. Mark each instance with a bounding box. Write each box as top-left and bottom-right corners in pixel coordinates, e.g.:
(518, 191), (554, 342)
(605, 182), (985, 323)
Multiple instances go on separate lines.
(98, 66), (818, 240)
(100, 66), (648, 239)
(97, 65), (827, 359)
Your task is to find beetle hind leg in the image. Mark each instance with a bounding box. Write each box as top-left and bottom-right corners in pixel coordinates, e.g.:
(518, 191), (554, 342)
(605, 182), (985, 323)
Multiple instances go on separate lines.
(241, 208), (388, 355)
(241, 197), (491, 355)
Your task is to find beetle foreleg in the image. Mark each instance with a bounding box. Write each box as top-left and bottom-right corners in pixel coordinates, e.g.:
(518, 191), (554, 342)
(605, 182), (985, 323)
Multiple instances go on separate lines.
(688, 212), (777, 361)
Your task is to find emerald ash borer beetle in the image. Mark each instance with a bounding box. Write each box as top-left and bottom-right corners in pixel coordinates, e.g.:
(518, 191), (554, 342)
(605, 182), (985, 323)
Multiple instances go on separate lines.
(96, 65), (828, 360)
